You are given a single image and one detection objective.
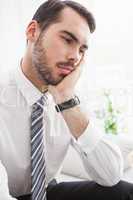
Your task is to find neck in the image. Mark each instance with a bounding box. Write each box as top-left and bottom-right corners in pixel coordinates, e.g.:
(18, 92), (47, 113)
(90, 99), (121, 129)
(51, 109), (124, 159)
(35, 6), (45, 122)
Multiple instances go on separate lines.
(21, 51), (48, 93)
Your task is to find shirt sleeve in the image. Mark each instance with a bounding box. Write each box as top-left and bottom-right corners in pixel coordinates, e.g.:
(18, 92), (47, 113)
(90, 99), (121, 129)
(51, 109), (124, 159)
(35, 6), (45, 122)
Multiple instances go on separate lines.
(71, 121), (124, 186)
(0, 161), (17, 200)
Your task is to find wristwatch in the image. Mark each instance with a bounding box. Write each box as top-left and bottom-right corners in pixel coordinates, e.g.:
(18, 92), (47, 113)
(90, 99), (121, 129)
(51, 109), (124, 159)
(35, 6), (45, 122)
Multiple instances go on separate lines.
(55, 95), (80, 112)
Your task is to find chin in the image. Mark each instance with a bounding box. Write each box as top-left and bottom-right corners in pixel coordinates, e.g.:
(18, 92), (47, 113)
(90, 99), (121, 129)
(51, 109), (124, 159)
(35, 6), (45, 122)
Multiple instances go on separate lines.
(50, 77), (64, 85)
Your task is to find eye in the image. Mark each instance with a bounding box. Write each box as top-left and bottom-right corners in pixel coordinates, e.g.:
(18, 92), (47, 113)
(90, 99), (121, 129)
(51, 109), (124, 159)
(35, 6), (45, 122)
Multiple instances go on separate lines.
(79, 49), (85, 54)
(63, 37), (73, 44)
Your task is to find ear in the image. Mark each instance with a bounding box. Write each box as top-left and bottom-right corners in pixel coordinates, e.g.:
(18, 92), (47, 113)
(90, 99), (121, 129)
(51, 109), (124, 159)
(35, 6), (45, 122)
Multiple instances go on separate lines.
(26, 20), (41, 43)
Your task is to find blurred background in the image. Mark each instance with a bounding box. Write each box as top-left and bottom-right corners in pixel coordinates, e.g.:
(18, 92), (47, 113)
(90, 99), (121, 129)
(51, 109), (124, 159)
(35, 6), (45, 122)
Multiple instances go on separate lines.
(0, 0), (133, 136)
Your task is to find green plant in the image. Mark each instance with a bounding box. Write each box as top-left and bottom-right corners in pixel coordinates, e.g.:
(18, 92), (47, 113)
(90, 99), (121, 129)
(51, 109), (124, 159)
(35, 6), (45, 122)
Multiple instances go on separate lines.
(95, 89), (121, 135)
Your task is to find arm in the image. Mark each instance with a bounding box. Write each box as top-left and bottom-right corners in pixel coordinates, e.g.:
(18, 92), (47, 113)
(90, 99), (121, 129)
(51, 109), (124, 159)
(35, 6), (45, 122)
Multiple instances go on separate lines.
(58, 105), (89, 139)
(48, 63), (123, 186)
(48, 65), (88, 139)
(71, 123), (124, 186)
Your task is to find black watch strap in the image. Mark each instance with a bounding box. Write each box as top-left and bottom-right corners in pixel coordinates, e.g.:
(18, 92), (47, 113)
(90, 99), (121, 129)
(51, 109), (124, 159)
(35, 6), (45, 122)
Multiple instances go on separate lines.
(55, 95), (80, 112)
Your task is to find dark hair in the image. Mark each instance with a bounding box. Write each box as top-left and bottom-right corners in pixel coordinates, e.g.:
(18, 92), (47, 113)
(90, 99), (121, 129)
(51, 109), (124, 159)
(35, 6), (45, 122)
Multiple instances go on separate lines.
(32, 0), (96, 33)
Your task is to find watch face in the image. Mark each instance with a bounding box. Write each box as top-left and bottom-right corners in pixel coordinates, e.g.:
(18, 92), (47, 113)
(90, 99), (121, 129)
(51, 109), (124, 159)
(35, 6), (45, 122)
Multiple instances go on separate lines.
(72, 99), (75, 104)
(55, 96), (80, 112)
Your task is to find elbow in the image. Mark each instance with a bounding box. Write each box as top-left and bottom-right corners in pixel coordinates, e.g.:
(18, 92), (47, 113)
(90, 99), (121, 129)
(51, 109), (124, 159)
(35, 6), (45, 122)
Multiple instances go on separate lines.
(97, 173), (122, 187)
(103, 145), (124, 187)
(105, 176), (122, 187)
(108, 156), (124, 186)
(108, 170), (123, 187)
(96, 159), (124, 187)
(103, 165), (123, 187)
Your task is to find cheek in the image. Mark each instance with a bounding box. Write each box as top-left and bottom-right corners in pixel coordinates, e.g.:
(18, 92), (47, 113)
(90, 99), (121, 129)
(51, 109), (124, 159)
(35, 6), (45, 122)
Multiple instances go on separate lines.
(45, 38), (67, 61)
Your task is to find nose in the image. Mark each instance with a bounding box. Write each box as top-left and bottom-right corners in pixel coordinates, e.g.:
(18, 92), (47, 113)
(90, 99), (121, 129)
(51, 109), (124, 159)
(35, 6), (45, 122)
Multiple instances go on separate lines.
(66, 49), (81, 65)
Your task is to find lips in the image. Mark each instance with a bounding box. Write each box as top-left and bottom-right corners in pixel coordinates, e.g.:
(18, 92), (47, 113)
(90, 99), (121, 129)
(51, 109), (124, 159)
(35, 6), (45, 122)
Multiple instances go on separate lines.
(57, 64), (74, 75)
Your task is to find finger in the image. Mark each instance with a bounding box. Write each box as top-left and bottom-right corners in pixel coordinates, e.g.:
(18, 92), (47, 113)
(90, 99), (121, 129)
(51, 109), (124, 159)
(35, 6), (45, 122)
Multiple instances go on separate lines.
(61, 66), (81, 88)
(76, 54), (85, 68)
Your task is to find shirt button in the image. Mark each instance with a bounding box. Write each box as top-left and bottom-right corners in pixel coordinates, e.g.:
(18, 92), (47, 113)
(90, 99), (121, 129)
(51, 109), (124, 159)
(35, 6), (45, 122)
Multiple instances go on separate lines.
(83, 152), (87, 157)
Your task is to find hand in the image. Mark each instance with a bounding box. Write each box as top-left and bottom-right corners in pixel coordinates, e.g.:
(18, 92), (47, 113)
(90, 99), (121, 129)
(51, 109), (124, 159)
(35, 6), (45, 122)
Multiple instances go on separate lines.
(48, 57), (84, 104)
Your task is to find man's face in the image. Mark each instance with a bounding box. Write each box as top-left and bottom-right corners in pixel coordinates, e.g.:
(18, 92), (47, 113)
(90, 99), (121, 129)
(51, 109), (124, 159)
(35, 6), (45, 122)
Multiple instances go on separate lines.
(32, 7), (90, 85)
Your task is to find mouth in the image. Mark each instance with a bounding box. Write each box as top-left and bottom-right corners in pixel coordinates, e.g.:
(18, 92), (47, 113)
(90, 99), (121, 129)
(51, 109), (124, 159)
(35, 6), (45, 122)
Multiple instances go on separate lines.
(57, 64), (74, 75)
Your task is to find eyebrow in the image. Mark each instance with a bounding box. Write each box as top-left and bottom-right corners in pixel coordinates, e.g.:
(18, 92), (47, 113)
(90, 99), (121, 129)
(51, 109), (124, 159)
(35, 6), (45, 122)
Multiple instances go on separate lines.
(60, 30), (88, 50)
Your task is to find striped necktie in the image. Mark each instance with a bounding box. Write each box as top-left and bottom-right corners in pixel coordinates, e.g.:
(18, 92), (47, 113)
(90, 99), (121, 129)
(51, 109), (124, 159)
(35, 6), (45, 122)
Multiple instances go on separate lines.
(31, 96), (47, 200)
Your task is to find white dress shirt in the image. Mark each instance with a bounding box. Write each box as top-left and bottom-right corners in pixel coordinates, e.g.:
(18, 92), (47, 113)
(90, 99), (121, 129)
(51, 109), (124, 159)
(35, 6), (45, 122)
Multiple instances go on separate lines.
(0, 66), (123, 198)
(0, 161), (16, 200)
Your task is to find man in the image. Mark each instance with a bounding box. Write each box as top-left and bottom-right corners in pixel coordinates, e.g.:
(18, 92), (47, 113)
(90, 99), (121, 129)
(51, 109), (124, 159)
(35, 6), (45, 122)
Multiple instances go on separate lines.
(0, 0), (133, 199)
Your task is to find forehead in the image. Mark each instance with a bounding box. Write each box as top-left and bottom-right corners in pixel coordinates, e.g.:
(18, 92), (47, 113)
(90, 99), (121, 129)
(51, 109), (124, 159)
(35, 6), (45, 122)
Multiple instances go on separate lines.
(60, 7), (90, 40)
(45, 7), (91, 44)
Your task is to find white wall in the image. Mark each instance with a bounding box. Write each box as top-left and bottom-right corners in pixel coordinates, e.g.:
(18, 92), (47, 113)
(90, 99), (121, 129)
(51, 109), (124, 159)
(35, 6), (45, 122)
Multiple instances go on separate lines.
(89, 0), (133, 86)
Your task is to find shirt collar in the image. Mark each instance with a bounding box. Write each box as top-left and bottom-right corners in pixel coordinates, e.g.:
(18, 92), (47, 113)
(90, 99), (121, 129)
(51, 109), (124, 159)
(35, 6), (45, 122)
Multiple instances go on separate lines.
(14, 65), (50, 106)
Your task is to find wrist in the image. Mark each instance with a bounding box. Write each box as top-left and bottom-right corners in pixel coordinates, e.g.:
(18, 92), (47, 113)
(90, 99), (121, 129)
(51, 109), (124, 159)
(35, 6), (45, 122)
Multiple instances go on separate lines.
(55, 95), (80, 112)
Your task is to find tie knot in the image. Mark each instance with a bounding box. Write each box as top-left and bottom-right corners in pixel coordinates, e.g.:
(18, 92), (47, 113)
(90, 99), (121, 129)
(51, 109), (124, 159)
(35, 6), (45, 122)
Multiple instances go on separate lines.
(32, 96), (46, 112)
(37, 96), (45, 106)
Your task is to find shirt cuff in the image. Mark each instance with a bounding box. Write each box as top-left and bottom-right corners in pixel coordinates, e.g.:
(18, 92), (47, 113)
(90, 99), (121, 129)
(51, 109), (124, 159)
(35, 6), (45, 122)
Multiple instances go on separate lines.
(72, 120), (104, 154)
